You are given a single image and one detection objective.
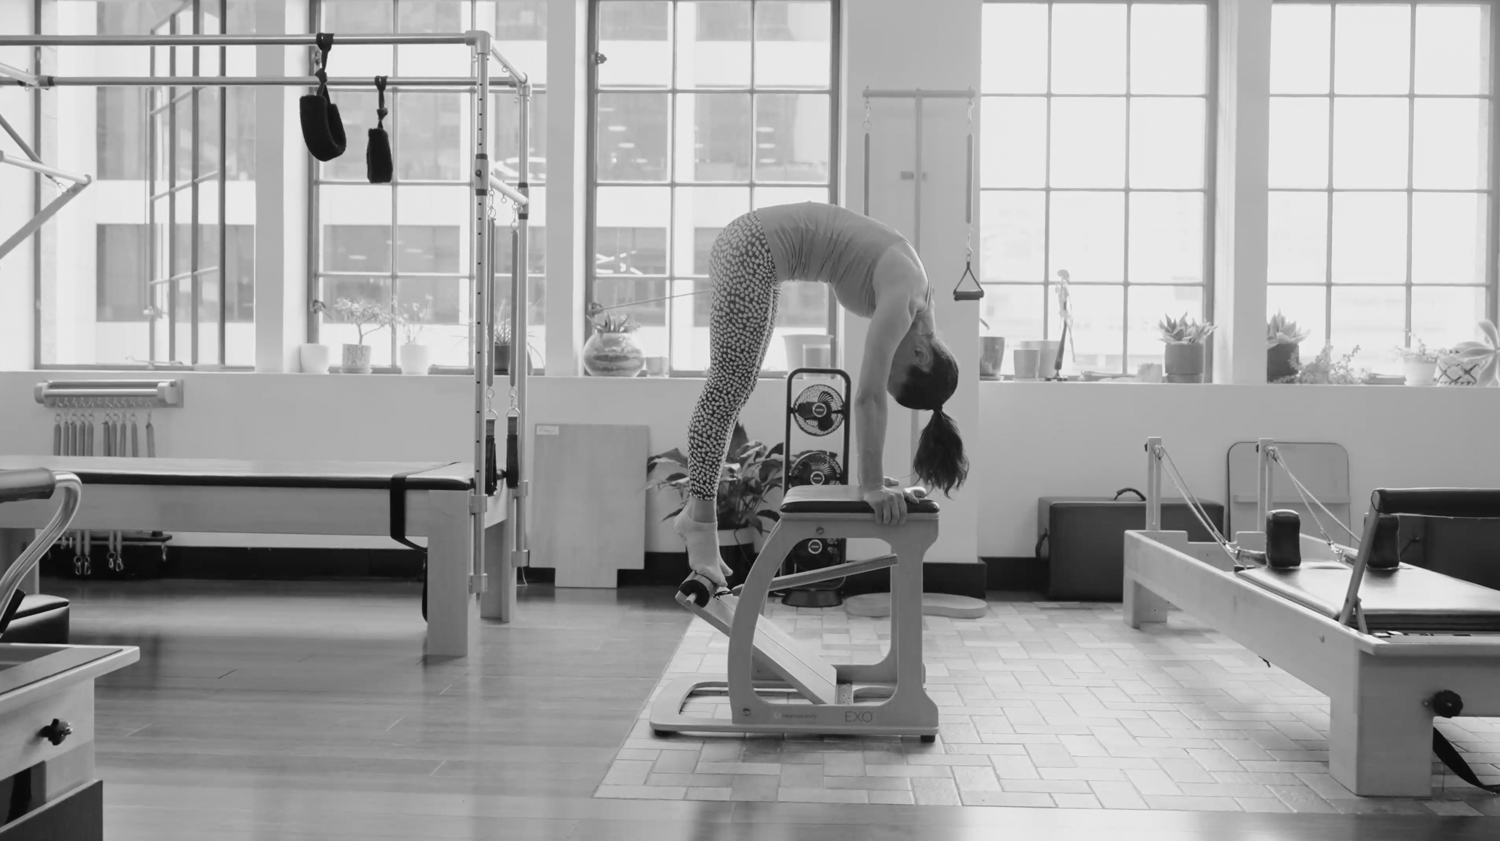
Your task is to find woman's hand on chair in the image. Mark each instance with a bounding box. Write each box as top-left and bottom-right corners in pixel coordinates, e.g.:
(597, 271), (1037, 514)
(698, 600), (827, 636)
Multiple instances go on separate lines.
(863, 477), (910, 525)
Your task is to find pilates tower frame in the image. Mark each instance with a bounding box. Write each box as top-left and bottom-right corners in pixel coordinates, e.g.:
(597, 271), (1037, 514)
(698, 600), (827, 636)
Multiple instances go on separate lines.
(0, 31), (534, 619)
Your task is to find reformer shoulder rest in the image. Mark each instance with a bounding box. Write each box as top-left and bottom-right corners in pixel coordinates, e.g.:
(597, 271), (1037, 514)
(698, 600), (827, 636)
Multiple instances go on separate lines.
(779, 485), (940, 516)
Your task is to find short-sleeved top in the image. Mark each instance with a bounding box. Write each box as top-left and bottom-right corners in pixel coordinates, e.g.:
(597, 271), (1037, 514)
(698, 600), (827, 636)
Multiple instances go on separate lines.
(755, 202), (908, 318)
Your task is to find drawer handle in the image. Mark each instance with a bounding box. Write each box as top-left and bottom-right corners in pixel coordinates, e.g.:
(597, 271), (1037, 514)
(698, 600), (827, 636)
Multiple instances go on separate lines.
(39, 719), (72, 746)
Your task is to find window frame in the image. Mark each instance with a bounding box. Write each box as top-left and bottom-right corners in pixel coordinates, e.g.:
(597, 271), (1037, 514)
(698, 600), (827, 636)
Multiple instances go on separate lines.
(306, 0), (546, 374)
(979, 0), (1220, 379)
(30, 0), (243, 371)
(1266, 0), (1500, 351)
(584, 0), (844, 378)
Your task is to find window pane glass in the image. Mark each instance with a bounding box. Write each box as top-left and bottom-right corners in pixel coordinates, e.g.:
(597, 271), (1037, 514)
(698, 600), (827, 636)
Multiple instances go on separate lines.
(1050, 4), (1126, 94)
(754, 1), (831, 89)
(173, 95), (192, 181)
(1268, 98), (1329, 189)
(396, 226), (462, 274)
(1129, 98), (1204, 189)
(97, 89), (148, 180)
(225, 224), (256, 338)
(981, 3), (1049, 94)
(197, 89), (220, 177)
(598, 93), (671, 181)
(1267, 192), (1328, 285)
(1067, 284), (1124, 373)
(753, 93), (829, 183)
(676, 187), (751, 276)
(1130, 4), (1206, 95)
(752, 186), (826, 208)
(1332, 98), (1408, 189)
(980, 191), (1047, 282)
(226, 88), (256, 180)
(396, 94), (464, 181)
(594, 278), (668, 356)
(1270, 4), (1331, 95)
(1267, 285), (1329, 351)
(979, 284), (1045, 377)
(97, 225), (150, 322)
(596, 186), (670, 274)
(1049, 191), (1124, 282)
(319, 277), (394, 367)
(324, 226), (393, 273)
(1127, 285), (1204, 373)
(1411, 286), (1489, 353)
(598, 1), (673, 88)
(493, 89), (547, 184)
(398, 1), (464, 32)
(1329, 285), (1406, 370)
(1128, 192), (1203, 285)
(1411, 192), (1487, 286)
(197, 270), (222, 367)
(1050, 98), (1125, 188)
(679, 93), (750, 181)
(1415, 4), (1489, 95)
(982, 97), (1047, 189)
(1331, 192), (1407, 284)
(1412, 98), (1489, 190)
(679, 1), (751, 87)
(1333, 4), (1411, 95)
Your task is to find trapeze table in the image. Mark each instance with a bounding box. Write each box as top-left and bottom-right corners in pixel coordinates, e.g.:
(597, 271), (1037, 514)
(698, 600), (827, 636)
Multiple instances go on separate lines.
(1124, 437), (1500, 797)
(0, 457), (513, 659)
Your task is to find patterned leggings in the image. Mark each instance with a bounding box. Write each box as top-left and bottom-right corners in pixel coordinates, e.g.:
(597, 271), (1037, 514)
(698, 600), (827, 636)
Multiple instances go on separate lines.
(688, 211), (782, 501)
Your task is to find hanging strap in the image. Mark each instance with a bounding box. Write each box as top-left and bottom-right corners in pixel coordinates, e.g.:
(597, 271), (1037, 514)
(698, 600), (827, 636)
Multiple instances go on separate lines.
(953, 101), (983, 302)
(389, 465), (447, 554)
(1429, 692), (1500, 793)
(374, 75), (388, 128)
(314, 32), (334, 94)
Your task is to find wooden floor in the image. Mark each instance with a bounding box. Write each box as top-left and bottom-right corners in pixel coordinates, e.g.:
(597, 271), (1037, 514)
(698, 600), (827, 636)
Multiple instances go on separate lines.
(48, 578), (1497, 840)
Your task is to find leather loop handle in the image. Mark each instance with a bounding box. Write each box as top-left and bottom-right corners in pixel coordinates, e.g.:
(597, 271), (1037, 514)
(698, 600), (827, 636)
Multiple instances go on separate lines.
(1114, 487), (1146, 502)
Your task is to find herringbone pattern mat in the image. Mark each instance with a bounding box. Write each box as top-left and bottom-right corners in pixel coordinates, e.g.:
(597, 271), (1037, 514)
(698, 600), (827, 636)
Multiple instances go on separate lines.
(598, 598), (1500, 815)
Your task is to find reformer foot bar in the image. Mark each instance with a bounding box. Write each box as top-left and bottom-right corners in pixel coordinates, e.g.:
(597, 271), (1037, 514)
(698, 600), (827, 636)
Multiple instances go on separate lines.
(1125, 436), (1500, 796)
(651, 486), (940, 739)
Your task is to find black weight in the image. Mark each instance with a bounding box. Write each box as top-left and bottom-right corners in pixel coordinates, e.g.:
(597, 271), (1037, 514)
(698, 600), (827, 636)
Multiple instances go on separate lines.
(791, 384), (845, 437)
(1265, 510), (1302, 569)
(679, 576), (711, 608)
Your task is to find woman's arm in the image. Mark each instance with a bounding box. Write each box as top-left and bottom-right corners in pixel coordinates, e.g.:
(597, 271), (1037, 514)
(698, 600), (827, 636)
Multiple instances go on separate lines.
(853, 302), (912, 490)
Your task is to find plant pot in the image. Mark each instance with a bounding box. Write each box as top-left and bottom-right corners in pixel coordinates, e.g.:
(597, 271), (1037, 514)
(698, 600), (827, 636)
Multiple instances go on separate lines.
(341, 343), (373, 374)
(717, 527), (756, 582)
(1268, 342), (1300, 381)
(1019, 339), (1063, 376)
(979, 337), (1005, 380)
(399, 343), (431, 376)
(583, 330), (646, 377)
(1163, 341), (1205, 383)
(1402, 359), (1437, 386)
(1437, 355), (1481, 386)
(298, 343), (331, 374)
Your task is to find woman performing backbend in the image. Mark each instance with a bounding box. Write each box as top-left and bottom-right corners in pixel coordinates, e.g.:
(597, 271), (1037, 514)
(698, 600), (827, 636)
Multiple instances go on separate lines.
(675, 201), (969, 591)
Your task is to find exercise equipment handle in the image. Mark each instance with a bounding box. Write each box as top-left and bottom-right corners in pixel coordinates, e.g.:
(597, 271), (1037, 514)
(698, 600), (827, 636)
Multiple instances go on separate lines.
(0, 471), (81, 627)
(1113, 488), (1145, 502)
(0, 468), (56, 504)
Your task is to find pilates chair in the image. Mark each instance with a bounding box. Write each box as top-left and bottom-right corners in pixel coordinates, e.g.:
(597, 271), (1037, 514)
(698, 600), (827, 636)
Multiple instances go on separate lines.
(0, 470), (77, 645)
(651, 485), (941, 740)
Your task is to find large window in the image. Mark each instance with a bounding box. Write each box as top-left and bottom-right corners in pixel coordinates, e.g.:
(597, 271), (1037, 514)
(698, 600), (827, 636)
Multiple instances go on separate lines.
(979, 1), (1213, 377)
(34, 0), (257, 368)
(588, 0), (838, 375)
(1268, 2), (1495, 371)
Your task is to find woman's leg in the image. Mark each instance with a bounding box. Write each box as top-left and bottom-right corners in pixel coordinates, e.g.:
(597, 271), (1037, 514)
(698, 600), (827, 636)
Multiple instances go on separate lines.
(675, 213), (782, 588)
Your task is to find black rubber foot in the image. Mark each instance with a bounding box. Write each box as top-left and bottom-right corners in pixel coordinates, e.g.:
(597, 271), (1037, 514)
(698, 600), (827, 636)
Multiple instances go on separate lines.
(781, 588), (843, 609)
(653, 729), (671, 738)
(920, 735), (936, 743)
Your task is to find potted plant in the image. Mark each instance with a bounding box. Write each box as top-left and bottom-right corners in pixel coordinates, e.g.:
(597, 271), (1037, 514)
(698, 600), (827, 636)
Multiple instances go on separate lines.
(647, 423), (785, 581)
(1267, 312), (1310, 381)
(1393, 336), (1441, 386)
(494, 320), (540, 375)
(1274, 345), (1365, 385)
(583, 312), (646, 377)
(1158, 313), (1215, 383)
(1452, 319), (1500, 386)
(300, 301), (333, 374)
(314, 297), (389, 374)
(396, 297), (433, 376)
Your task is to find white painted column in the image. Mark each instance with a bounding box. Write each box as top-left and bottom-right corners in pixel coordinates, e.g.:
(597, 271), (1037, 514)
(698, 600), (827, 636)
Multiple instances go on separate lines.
(254, 0), (309, 372)
(0, 0), (35, 370)
(544, 0), (587, 376)
(844, 0), (982, 566)
(1213, 0), (1273, 385)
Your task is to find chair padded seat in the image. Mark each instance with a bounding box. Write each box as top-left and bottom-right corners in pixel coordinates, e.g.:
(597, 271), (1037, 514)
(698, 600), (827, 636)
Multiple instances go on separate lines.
(780, 485), (940, 515)
(1239, 563), (1500, 633)
(0, 594), (70, 644)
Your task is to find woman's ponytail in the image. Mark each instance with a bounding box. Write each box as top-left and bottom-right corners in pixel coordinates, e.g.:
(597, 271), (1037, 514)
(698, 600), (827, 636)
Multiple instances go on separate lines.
(913, 407), (968, 496)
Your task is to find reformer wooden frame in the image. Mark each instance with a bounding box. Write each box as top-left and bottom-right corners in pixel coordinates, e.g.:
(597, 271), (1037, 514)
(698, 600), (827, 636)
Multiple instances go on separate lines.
(1125, 435), (1500, 797)
(0, 30), (535, 652)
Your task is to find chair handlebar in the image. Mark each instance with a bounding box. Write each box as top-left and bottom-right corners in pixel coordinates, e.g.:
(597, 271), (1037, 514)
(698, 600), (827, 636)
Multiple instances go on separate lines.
(0, 468), (58, 504)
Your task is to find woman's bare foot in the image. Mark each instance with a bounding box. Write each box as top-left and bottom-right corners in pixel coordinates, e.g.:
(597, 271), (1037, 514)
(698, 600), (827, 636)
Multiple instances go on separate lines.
(674, 507), (733, 589)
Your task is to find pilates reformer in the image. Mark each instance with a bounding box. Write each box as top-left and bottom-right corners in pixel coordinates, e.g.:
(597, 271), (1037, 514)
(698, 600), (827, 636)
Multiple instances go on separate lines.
(0, 29), (539, 658)
(1125, 436), (1500, 797)
(651, 485), (941, 740)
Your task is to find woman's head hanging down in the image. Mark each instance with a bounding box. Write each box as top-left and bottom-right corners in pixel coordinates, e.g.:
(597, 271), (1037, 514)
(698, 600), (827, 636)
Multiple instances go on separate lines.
(673, 201), (968, 590)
